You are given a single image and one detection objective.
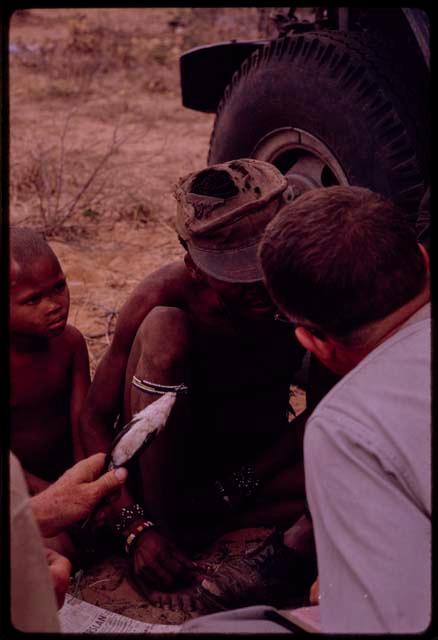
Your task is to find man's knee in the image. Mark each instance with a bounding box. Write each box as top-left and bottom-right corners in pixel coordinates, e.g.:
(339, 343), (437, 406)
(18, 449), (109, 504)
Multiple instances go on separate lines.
(134, 306), (192, 373)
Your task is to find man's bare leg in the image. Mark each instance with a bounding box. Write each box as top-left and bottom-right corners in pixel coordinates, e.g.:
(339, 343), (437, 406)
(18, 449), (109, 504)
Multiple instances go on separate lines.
(124, 305), (192, 419)
(123, 306), (193, 534)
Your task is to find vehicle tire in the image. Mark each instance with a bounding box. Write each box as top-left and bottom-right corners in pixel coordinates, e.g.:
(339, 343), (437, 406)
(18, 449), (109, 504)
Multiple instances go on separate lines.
(208, 31), (428, 220)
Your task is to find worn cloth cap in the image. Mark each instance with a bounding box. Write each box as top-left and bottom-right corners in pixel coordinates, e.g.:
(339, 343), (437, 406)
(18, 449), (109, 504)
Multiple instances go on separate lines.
(174, 158), (291, 283)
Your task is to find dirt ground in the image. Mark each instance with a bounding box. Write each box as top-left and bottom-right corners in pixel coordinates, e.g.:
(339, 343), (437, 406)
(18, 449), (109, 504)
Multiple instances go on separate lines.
(9, 8), (306, 626)
(70, 527), (276, 626)
(9, 7), (220, 372)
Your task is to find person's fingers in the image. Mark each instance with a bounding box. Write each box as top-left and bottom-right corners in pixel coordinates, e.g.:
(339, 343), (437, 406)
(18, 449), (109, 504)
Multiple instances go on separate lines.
(160, 553), (187, 577)
(137, 555), (176, 589)
(179, 594), (191, 610)
(68, 453), (107, 482)
(189, 562), (210, 581)
(149, 590), (171, 608)
(132, 555), (161, 585)
(46, 548), (72, 574)
(137, 563), (172, 592)
(132, 565), (202, 612)
(46, 549), (72, 609)
(89, 467), (128, 503)
(309, 576), (319, 605)
(150, 591), (163, 606)
(131, 570), (162, 604)
(194, 560), (215, 575)
(142, 561), (175, 589)
(46, 547), (57, 565)
(169, 590), (201, 612)
(178, 593), (190, 611)
(169, 593), (182, 611)
(189, 568), (206, 584)
(172, 549), (197, 571)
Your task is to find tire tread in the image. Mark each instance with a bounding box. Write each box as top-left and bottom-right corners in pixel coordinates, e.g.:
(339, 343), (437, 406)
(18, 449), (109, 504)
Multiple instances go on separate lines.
(209, 30), (427, 213)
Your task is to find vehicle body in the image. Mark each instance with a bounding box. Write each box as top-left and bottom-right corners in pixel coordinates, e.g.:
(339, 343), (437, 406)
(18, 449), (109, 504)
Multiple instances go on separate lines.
(180, 7), (429, 219)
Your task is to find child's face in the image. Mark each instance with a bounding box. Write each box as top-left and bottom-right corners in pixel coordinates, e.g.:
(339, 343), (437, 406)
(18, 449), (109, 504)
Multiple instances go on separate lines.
(10, 254), (70, 339)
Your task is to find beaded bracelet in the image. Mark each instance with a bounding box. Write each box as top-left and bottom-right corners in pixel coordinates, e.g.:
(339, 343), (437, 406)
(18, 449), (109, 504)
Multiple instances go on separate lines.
(215, 464), (261, 508)
(124, 520), (156, 555)
(227, 464), (260, 499)
(214, 479), (231, 507)
(113, 503), (145, 534)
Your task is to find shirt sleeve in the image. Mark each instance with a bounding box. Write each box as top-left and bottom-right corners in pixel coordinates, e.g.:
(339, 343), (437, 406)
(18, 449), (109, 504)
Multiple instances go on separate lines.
(10, 452), (61, 633)
(304, 416), (431, 634)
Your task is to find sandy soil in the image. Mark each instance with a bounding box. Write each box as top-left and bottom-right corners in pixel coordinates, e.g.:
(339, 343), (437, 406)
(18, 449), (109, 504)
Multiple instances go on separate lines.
(9, 8), (306, 625)
(9, 8), (221, 371)
(71, 527), (275, 626)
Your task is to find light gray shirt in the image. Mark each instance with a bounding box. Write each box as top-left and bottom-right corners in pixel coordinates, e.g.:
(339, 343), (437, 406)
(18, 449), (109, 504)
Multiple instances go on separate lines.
(10, 452), (60, 632)
(304, 304), (431, 633)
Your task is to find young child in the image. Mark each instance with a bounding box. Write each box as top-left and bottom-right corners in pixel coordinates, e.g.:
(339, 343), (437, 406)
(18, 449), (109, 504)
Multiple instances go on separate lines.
(10, 226), (90, 558)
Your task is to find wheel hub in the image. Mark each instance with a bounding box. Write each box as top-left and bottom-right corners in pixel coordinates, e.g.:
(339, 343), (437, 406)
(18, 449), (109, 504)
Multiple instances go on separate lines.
(284, 156), (324, 197)
(251, 127), (349, 199)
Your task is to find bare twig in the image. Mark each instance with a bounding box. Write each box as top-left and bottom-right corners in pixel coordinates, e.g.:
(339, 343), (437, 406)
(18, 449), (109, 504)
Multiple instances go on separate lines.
(73, 289), (91, 325)
(105, 311), (117, 345)
(84, 332), (107, 339)
(54, 102), (81, 217)
(52, 124), (126, 232)
(15, 97), (156, 238)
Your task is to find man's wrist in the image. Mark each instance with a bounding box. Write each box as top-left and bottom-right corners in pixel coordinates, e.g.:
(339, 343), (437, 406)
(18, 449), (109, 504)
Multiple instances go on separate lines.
(112, 502), (147, 534)
(123, 520), (157, 554)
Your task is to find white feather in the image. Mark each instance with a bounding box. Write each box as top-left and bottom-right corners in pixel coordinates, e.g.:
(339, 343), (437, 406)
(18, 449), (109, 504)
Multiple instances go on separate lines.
(110, 392), (176, 466)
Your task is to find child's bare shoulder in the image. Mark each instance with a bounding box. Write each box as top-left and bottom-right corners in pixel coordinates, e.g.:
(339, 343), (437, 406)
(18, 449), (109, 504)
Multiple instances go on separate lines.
(60, 324), (87, 350)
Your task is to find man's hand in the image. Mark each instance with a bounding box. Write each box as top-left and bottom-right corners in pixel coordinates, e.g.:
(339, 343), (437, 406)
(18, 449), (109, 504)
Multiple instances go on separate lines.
(32, 453), (128, 537)
(309, 576), (320, 605)
(23, 470), (50, 496)
(131, 528), (197, 590)
(45, 548), (72, 609)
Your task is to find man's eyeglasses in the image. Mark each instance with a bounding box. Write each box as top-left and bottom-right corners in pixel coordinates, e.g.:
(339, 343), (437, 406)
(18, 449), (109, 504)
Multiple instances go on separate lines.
(274, 312), (325, 339)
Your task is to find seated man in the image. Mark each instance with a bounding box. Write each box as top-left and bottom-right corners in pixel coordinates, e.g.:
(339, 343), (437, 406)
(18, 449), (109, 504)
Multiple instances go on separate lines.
(79, 159), (317, 596)
(10, 227), (91, 561)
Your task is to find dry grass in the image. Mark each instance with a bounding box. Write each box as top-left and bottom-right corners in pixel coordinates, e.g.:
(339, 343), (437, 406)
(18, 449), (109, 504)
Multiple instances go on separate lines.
(10, 106), (158, 239)
(9, 8), (267, 236)
(8, 7), (274, 370)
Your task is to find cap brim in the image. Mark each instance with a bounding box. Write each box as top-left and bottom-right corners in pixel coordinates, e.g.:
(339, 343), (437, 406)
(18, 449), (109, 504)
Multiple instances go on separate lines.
(188, 242), (264, 283)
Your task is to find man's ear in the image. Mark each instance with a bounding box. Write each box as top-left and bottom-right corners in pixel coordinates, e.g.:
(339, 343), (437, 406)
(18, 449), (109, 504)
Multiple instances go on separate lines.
(184, 253), (204, 281)
(295, 325), (334, 364)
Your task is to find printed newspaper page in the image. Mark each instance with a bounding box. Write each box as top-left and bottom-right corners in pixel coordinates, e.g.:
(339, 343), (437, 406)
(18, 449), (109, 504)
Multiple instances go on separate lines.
(59, 595), (181, 634)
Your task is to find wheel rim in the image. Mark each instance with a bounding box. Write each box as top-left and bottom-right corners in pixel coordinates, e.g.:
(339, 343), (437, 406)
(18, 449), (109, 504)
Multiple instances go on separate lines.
(251, 127), (349, 198)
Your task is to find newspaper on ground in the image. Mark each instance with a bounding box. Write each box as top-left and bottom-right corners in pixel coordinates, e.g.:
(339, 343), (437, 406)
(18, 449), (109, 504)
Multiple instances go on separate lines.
(59, 594), (181, 634)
